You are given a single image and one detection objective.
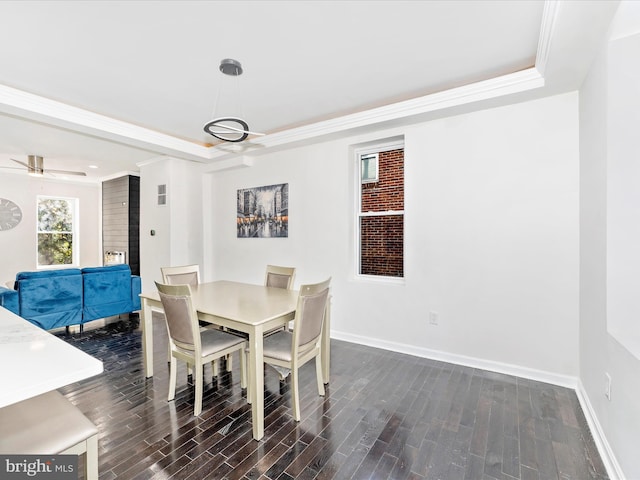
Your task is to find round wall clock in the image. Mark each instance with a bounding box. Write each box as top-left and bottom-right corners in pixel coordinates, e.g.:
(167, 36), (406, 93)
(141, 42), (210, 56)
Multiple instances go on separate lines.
(0, 198), (22, 231)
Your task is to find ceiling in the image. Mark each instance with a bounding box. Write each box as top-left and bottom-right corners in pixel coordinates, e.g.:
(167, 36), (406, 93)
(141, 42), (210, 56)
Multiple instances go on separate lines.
(0, 1), (619, 182)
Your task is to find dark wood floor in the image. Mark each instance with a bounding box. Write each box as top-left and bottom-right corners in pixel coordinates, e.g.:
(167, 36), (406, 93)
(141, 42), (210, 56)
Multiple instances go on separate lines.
(56, 315), (608, 480)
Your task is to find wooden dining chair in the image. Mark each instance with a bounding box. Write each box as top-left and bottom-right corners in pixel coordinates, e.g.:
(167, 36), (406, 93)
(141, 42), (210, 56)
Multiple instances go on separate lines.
(160, 264), (205, 368)
(161, 264), (200, 286)
(235, 265), (298, 355)
(264, 264), (296, 334)
(260, 277), (331, 421)
(155, 281), (247, 416)
(264, 264), (296, 290)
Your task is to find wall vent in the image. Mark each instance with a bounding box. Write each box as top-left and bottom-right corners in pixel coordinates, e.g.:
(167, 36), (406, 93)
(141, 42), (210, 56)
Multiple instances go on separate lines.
(157, 184), (167, 206)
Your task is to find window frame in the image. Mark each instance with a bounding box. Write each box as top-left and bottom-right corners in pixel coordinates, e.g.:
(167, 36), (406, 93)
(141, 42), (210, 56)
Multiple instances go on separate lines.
(354, 139), (405, 284)
(36, 195), (80, 268)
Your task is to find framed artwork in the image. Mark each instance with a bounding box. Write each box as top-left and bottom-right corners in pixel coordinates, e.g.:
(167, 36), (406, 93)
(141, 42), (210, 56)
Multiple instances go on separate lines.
(237, 183), (288, 238)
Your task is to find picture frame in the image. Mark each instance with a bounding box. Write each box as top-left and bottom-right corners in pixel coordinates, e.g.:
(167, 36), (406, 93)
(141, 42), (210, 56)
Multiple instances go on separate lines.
(237, 183), (288, 238)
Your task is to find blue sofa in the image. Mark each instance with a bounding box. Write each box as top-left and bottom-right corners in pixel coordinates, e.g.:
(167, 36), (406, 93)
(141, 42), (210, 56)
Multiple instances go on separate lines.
(0, 264), (141, 331)
(0, 284), (19, 314)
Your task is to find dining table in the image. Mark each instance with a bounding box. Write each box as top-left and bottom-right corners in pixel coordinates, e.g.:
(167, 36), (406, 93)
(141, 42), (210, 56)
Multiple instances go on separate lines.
(0, 306), (104, 409)
(139, 280), (331, 441)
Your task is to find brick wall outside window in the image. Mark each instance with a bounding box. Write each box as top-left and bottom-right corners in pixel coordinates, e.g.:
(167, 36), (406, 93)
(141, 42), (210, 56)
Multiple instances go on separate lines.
(360, 148), (404, 277)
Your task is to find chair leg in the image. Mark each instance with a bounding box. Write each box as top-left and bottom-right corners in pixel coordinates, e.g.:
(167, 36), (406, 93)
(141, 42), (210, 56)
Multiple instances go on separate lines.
(240, 351), (247, 390)
(226, 353), (233, 371)
(220, 327), (233, 371)
(168, 355), (177, 402)
(194, 362), (204, 416)
(84, 433), (99, 480)
(212, 359), (219, 377)
(315, 355), (325, 396)
(291, 367), (301, 421)
(244, 351), (251, 404)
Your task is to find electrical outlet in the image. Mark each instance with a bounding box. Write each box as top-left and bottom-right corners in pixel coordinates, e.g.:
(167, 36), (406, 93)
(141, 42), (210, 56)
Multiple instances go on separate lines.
(429, 311), (439, 326)
(605, 373), (611, 401)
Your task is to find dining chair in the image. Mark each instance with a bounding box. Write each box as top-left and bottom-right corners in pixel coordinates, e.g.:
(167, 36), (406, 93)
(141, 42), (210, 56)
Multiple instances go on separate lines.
(160, 264), (203, 368)
(160, 263), (231, 372)
(161, 264), (200, 286)
(264, 264), (296, 334)
(264, 264), (296, 290)
(260, 277), (331, 421)
(233, 265), (298, 353)
(155, 281), (247, 416)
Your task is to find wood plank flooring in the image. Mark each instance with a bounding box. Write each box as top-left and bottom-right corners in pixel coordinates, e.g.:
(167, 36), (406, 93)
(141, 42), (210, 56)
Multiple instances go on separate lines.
(56, 315), (608, 480)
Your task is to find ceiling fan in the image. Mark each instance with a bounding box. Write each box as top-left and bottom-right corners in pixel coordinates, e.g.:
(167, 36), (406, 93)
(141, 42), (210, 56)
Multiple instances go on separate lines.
(3, 155), (86, 177)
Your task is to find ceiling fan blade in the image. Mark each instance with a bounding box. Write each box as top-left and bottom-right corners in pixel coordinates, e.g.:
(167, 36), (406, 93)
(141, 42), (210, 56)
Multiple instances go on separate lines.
(10, 157), (86, 176)
(47, 169), (87, 176)
(11, 158), (29, 168)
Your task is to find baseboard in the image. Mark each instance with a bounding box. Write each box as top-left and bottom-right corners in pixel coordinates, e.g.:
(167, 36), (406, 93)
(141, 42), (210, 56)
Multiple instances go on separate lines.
(575, 380), (625, 480)
(331, 329), (622, 479)
(331, 330), (577, 388)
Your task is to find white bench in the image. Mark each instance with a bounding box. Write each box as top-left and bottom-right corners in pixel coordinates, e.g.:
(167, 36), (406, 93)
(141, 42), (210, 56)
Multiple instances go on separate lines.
(0, 390), (98, 479)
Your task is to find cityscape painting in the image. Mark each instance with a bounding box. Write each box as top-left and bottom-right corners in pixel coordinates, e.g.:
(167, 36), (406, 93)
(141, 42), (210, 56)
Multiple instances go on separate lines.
(237, 183), (289, 238)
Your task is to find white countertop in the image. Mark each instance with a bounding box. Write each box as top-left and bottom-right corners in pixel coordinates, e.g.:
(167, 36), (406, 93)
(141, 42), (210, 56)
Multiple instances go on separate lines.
(0, 307), (103, 408)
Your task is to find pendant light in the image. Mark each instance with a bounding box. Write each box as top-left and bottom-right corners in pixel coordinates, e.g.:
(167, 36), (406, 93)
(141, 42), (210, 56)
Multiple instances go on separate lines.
(203, 59), (264, 143)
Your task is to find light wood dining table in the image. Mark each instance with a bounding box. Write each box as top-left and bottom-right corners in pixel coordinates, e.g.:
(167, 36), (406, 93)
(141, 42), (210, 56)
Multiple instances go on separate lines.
(139, 280), (331, 441)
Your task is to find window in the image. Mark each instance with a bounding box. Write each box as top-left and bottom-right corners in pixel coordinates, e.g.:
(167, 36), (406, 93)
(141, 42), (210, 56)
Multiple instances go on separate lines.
(356, 141), (404, 279)
(361, 153), (378, 183)
(37, 196), (78, 267)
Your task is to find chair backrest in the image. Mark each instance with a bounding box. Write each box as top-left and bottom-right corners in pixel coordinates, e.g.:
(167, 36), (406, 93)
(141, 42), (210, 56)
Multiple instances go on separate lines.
(293, 278), (331, 353)
(161, 264), (200, 287)
(155, 281), (200, 352)
(264, 265), (296, 290)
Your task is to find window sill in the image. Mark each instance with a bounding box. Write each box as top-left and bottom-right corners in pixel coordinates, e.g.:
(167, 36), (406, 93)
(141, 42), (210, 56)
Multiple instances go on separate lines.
(353, 274), (405, 286)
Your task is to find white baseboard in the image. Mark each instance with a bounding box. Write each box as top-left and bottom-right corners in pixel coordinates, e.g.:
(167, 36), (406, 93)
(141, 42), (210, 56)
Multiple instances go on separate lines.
(330, 330), (622, 480)
(575, 380), (625, 480)
(331, 330), (577, 387)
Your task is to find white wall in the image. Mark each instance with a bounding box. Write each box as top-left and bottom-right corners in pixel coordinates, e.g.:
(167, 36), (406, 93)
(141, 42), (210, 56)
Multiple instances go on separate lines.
(606, 31), (640, 360)
(139, 156), (203, 292)
(579, 3), (640, 478)
(205, 93), (580, 381)
(0, 174), (101, 285)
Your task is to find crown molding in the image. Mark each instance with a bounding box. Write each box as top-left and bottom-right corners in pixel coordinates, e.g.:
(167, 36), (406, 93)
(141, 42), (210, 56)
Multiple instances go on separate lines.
(206, 67), (544, 159)
(0, 67), (544, 164)
(0, 83), (211, 161)
(98, 170), (140, 182)
(204, 156), (254, 172)
(536, 0), (561, 76)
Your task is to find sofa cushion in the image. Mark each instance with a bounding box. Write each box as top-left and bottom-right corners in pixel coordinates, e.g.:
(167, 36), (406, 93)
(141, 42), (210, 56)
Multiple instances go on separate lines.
(82, 265), (138, 322)
(16, 269), (83, 330)
(15, 267), (83, 282)
(11, 265), (140, 330)
(80, 264), (130, 275)
(0, 286), (19, 314)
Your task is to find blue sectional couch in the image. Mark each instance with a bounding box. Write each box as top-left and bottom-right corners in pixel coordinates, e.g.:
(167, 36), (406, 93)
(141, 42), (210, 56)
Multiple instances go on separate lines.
(0, 264), (141, 331)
